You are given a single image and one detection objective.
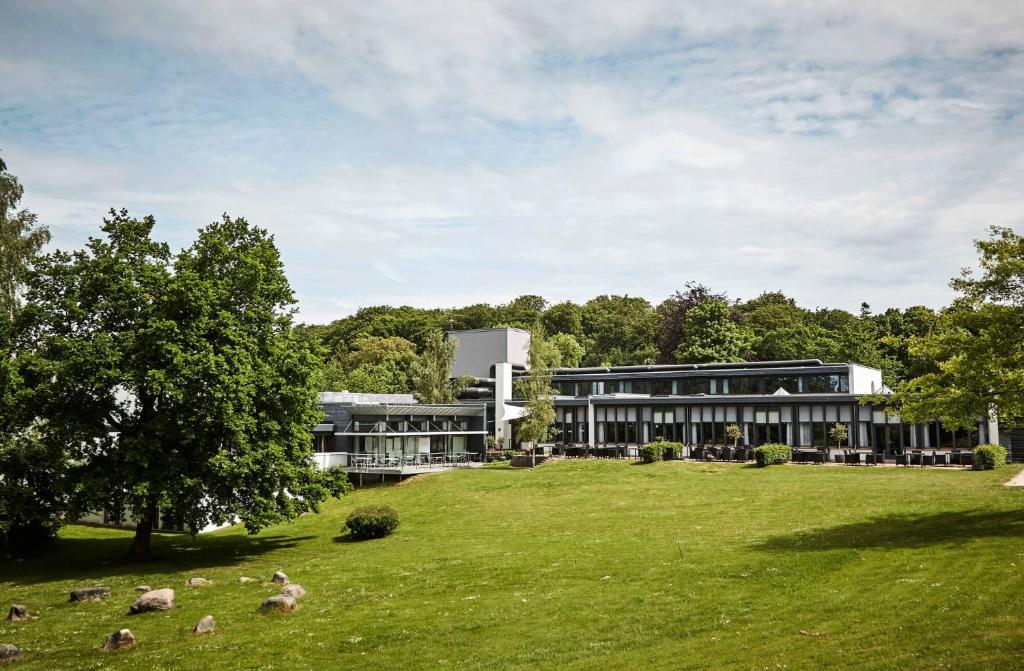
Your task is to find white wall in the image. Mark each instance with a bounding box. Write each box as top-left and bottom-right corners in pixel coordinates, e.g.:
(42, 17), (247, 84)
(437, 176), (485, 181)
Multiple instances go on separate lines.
(449, 328), (531, 379)
(848, 364), (883, 395)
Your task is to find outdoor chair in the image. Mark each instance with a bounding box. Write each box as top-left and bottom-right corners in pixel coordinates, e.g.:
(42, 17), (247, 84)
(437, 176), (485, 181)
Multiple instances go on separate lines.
(910, 452), (922, 466)
(921, 452), (935, 467)
(845, 451), (862, 465)
(864, 453), (884, 466)
(933, 452), (949, 467)
(895, 453), (911, 467)
(960, 452), (974, 467)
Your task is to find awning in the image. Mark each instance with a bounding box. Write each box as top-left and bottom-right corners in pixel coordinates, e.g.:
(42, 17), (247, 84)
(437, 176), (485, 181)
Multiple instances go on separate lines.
(313, 423), (335, 432)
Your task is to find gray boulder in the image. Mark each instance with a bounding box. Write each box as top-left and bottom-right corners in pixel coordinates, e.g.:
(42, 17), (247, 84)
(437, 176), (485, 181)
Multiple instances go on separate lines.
(186, 577), (212, 588)
(193, 615), (215, 635)
(0, 644), (22, 663)
(6, 605), (30, 622)
(133, 585), (151, 593)
(128, 588), (175, 614)
(103, 628), (136, 651)
(69, 586), (111, 603)
(281, 584), (306, 598)
(270, 570), (288, 584)
(260, 595), (296, 613)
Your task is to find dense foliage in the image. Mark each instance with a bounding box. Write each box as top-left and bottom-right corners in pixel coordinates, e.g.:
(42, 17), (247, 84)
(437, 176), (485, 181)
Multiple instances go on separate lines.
(514, 329), (559, 447)
(298, 289), (943, 391)
(345, 505), (400, 540)
(891, 227), (1024, 430)
(973, 444), (1008, 470)
(754, 443), (792, 467)
(18, 210), (351, 559)
(639, 441), (684, 462)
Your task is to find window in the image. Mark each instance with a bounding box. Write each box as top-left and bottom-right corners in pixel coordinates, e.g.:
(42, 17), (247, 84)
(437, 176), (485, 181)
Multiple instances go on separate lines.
(652, 379), (673, 395)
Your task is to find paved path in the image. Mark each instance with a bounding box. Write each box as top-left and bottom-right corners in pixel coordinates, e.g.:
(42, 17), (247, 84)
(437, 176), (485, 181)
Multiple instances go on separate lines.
(1004, 467), (1024, 487)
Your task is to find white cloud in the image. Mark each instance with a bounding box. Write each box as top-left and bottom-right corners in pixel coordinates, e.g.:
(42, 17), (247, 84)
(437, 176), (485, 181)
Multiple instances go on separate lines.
(4, 1), (1024, 322)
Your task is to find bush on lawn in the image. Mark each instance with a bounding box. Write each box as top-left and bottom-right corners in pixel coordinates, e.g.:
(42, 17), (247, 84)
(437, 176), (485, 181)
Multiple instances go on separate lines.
(973, 444), (1008, 470)
(345, 505), (399, 540)
(754, 443), (792, 467)
(639, 442), (666, 463)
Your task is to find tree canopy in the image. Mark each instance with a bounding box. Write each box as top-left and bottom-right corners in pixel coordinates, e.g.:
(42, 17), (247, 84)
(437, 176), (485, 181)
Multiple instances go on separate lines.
(19, 210), (349, 559)
(892, 226), (1024, 429)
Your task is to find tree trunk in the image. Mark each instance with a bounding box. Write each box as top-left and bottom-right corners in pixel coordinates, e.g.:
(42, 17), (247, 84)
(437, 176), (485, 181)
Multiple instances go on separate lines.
(127, 498), (158, 561)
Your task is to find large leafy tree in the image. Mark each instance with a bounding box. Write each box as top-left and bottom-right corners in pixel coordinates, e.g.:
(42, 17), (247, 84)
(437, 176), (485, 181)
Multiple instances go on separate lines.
(320, 336), (417, 393)
(410, 330), (469, 403)
(541, 300), (583, 340)
(548, 332), (584, 368)
(893, 226), (1024, 429)
(673, 298), (753, 364)
(0, 155), (50, 318)
(21, 211), (349, 560)
(657, 283), (727, 363)
(580, 295), (658, 366)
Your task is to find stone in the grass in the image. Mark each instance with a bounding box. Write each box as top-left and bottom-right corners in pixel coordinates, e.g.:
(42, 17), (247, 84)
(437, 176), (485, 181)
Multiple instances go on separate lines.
(0, 644), (22, 664)
(69, 586), (110, 602)
(103, 629), (136, 651)
(128, 588), (175, 614)
(186, 577), (212, 588)
(193, 615), (215, 635)
(281, 584), (306, 598)
(237, 576), (256, 584)
(260, 595), (296, 613)
(6, 605), (30, 622)
(270, 570), (288, 585)
(133, 585), (151, 593)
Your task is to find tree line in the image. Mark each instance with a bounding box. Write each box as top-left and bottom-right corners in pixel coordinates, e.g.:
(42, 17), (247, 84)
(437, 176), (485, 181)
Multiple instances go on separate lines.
(299, 285), (942, 392)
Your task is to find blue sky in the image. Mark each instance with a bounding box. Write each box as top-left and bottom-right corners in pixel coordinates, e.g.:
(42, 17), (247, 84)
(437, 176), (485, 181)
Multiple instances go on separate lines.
(2, 1), (1023, 322)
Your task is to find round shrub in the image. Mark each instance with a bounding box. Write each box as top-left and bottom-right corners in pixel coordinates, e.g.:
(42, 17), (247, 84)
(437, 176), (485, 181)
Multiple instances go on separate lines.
(973, 444), (1008, 470)
(638, 442), (666, 463)
(344, 505), (399, 540)
(754, 443), (792, 467)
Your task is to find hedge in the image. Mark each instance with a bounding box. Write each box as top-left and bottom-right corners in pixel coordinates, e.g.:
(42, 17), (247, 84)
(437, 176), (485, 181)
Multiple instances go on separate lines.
(973, 443), (1008, 470)
(344, 505), (399, 540)
(754, 443), (792, 467)
(638, 442), (666, 463)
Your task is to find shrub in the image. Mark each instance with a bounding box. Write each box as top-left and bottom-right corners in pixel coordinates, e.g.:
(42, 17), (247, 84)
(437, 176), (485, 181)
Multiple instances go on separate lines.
(638, 442), (666, 463)
(973, 444), (1008, 470)
(344, 505), (399, 540)
(754, 443), (792, 467)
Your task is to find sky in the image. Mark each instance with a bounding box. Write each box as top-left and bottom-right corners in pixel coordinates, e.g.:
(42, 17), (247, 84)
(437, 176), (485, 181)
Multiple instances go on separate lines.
(2, 1), (1023, 323)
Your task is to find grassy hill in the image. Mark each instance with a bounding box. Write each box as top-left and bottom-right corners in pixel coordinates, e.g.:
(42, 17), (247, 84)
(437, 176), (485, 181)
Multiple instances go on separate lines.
(2, 460), (1023, 670)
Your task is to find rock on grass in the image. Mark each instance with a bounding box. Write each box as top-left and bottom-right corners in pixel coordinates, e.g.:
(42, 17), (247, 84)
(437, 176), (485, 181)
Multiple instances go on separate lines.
(69, 587), (110, 603)
(194, 615), (215, 635)
(103, 629), (135, 651)
(260, 595), (296, 613)
(281, 584), (306, 598)
(129, 588), (175, 614)
(0, 644), (22, 664)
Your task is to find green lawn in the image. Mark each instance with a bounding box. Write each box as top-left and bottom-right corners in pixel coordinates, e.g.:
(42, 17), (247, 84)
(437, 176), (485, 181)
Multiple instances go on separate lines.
(2, 460), (1023, 670)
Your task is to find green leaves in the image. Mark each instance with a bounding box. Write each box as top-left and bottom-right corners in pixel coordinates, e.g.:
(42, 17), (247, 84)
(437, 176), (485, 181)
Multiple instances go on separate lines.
(21, 211), (347, 553)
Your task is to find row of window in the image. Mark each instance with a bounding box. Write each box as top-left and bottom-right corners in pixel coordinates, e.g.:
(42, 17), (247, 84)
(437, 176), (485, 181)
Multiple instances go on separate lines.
(548, 374), (850, 398)
(550, 404), (984, 452)
(347, 418), (470, 432)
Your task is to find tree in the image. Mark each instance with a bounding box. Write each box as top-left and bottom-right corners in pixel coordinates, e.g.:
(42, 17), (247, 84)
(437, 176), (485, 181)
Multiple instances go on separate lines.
(548, 332), (584, 368)
(21, 211), (350, 560)
(410, 330), (469, 403)
(726, 423), (742, 448)
(892, 226), (1024, 430)
(674, 298), (753, 364)
(320, 336), (417, 394)
(581, 295), (658, 366)
(829, 422), (849, 450)
(0, 155), (50, 319)
(542, 301), (583, 339)
(499, 295), (547, 330)
(657, 283), (727, 363)
(514, 329), (559, 463)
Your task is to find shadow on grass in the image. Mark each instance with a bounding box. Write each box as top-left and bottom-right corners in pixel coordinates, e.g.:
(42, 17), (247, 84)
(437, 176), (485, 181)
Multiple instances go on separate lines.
(758, 509), (1024, 552)
(1, 529), (317, 586)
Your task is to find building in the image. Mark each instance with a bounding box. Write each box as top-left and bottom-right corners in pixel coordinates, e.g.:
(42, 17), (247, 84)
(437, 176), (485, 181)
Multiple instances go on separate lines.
(446, 328), (1010, 461)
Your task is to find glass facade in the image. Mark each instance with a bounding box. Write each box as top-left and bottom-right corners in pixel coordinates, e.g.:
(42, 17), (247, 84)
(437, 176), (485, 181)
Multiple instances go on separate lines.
(552, 401), (984, 454)
(551, 373), (850, 397)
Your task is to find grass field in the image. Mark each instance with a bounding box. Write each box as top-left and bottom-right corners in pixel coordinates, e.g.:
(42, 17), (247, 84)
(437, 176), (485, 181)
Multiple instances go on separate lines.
(2, 460), (1023, 670)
